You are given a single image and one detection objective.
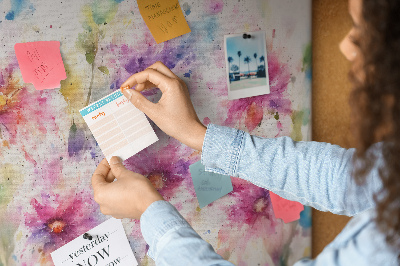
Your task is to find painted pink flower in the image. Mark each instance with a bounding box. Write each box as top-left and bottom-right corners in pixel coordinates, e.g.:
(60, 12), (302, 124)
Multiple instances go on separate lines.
(23, 192), (100, 254)
(0, 61), (61, 163)
(0, 62), (25, 145)
(205, 0), (224, 14)
(224, 52), (292, 132)
(227, 177), (276, 229)
(214, 178), (287, 265)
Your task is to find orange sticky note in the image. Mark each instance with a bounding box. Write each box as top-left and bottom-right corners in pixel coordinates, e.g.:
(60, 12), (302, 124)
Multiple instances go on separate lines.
(137, 0), (191, 44)
(14, 41), (67, 90)
(269, 191), (304, 223)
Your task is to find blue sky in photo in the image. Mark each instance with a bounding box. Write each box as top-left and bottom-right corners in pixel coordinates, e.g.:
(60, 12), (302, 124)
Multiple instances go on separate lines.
(226, 31), (266, 73)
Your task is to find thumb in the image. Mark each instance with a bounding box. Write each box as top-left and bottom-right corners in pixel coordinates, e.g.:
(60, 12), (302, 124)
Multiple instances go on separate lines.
(109, 156), (129, 178)
(92, 159), (111, 190)
(122, 88), (155, 116)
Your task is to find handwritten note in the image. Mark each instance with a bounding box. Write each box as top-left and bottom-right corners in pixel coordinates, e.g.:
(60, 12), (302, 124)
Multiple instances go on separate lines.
(51, 218), (138, 266)
(269, 191), (304, 223)
(137, 0), (191, 44)
(79, 90), (158, 162)
(189, 161), (233, 208)
(14, 41), (66, 90)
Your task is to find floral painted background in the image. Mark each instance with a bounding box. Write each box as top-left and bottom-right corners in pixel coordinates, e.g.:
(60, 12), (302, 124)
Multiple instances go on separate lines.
(0, 0), (312, 265)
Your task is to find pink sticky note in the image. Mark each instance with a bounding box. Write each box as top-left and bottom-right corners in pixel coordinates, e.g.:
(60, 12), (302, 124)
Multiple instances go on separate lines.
(270, 191), (304, 223)
(14, 41), (66, 90)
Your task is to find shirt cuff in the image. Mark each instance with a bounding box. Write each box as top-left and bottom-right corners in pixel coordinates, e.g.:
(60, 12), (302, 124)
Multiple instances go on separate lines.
(201, 124), (245, 176)
(140, 200), (191, 260)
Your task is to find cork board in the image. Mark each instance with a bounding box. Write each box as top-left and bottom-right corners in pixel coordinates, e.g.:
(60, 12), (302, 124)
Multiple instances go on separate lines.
(312, 0), (353, 258)
(0, 0), (312, 265)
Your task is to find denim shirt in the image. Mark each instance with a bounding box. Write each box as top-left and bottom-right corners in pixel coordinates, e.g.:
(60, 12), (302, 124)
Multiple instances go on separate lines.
(140, 124), (399, 265)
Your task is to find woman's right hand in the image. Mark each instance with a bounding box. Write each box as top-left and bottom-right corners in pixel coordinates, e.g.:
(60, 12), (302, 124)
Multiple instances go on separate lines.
(120, 61), (207, 151)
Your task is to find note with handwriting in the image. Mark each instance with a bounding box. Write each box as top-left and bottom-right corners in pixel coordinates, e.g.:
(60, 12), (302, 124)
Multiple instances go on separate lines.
(14, 41), (66, 90)
(189, 161), (233, 208)
(79, 90), (158, 162)
(137, 0), (191, 43)
(51, 218), (138, 266)
(269, 191), (304, 223)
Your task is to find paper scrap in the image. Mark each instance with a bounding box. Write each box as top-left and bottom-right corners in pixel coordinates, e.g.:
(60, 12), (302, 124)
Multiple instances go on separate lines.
(189, 161), (233, 208)
(79, 90), (158, 162)
(14, 41), (66, 90)
(269, 191), (304, 223)
(137, 0), (191, 44)
(51, 218), (138, 266)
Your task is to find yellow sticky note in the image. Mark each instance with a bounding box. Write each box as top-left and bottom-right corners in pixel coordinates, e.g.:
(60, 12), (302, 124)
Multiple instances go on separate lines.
(137, 0), (191, 44)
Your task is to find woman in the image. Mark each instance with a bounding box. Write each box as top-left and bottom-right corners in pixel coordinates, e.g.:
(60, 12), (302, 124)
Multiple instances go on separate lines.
(91, 0), (400, 264)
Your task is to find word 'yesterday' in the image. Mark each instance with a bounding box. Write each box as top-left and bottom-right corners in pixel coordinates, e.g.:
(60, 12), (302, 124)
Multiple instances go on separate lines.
(68, 233), (109, 260)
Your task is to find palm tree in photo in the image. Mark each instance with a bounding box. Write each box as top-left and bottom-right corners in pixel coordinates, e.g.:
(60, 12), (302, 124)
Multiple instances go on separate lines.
(231, 64), (239, 72)
(253, 53), (258, 73)
(237, 51), (242, 76)
(260, 55), (267, 77)
(244, 56), (251, 78)
(260, 55), (266, 73)
(228, 56), (233, 73)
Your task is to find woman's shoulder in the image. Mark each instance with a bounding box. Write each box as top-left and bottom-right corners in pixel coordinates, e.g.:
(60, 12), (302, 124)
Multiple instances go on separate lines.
(321, 209), (399, 265)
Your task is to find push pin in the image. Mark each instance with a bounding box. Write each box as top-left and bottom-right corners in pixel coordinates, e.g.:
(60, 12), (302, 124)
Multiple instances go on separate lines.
(242, 33), (252, 39)
(83, 233), (93, 240)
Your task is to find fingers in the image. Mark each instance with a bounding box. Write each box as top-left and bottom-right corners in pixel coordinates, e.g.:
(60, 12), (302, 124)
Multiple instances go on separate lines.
(109, 156), (130, 179)
(91, 159), (110, 190)
(99, 159), (116, 182)
(135, 81), (155, 92)
(105, 169), (116, 183)
(121, 88), (158, 118)
(120, 68), (174, 94)
(123, 62), (179, 92)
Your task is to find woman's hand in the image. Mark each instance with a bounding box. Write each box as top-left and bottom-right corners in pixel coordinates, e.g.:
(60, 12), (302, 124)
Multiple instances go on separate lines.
(120, 61), (206, 151)
(91, 157), (164, 220)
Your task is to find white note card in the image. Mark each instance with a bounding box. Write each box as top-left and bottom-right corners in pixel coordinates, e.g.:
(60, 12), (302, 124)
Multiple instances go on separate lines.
(51, 218), (138, 266)
(80, 90), (158, 162)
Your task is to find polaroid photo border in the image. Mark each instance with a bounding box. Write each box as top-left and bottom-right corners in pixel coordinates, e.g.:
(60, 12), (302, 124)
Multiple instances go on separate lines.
(224, 31), (270, 100)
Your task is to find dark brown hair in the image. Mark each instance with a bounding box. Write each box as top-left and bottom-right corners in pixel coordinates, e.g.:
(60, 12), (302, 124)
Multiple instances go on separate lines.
(350, 0), (400, 252)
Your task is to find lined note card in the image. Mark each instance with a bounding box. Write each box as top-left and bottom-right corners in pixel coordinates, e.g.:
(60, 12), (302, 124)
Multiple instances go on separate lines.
(137, 0), (191, 44)
(14, 41), (66, 90)
(269, 191), (304, 223)
(51, 218), (138, 266)
(79, 90), (158, 162)
(189, 161), (233, 208)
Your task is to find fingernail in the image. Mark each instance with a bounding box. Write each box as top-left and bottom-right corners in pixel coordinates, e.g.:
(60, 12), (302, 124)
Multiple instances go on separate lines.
(120, 85), (130, 91)
(110, 156), (122, 165)
(122, 89), (133, 100)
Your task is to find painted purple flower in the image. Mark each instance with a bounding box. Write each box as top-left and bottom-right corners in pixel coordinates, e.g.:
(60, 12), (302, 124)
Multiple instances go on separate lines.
(124, 137), (198, 200)
(106, 33), (197, 91)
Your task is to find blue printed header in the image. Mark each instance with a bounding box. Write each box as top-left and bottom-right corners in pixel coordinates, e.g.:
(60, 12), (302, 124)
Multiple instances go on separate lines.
(79, 90), (123, 117)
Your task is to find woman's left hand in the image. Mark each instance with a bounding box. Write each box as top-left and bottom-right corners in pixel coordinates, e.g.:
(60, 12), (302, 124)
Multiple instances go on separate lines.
(91, 157), (164, 219)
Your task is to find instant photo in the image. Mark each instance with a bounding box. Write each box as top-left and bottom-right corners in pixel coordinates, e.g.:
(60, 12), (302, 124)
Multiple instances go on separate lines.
(224, 31), (270, 100)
